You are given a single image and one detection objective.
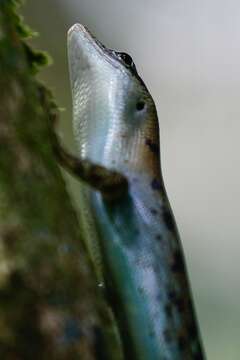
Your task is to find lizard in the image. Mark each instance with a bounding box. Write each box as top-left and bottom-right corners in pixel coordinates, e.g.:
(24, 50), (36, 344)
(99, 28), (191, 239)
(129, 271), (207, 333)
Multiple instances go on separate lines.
(55, 23), (205, 360)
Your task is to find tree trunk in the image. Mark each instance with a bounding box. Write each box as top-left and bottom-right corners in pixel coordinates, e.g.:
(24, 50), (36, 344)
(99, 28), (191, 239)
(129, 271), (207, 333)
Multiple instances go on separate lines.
(0, 1), (121, 358)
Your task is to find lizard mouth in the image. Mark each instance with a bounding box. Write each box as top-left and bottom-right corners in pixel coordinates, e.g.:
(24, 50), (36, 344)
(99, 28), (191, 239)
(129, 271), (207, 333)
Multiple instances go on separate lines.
(68, 24), (109, 55)
(67, 23), (126, 81)
(68, 24), (107, 56)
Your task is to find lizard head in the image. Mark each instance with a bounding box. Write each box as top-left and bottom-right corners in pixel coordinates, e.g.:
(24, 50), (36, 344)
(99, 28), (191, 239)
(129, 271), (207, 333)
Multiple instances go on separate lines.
(68, 24), (161, 180)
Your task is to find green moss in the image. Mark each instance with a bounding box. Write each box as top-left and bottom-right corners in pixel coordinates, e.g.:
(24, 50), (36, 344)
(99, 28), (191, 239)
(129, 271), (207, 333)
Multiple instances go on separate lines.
(0, 0), (50, 76)
(23, 43), (51, 73)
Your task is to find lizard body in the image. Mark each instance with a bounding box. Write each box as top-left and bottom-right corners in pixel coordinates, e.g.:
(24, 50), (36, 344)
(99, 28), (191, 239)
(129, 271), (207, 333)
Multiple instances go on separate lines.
(67, 24), (204, 359)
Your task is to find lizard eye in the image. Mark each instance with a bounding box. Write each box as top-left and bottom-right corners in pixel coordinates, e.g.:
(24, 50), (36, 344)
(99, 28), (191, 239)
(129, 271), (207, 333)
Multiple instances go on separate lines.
(117, 52), (135, 68)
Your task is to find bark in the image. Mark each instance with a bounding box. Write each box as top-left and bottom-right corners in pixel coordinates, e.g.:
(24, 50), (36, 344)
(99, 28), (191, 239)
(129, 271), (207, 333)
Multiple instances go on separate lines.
(0, 1), (121, 358)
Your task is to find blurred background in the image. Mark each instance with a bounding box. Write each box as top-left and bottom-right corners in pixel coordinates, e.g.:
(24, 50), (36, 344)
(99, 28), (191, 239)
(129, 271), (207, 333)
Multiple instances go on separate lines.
(22, 1), (240, 359)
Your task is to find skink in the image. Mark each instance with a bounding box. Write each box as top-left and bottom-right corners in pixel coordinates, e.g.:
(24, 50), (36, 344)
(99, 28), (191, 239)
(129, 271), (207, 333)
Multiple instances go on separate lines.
(66, 23), (205, 360)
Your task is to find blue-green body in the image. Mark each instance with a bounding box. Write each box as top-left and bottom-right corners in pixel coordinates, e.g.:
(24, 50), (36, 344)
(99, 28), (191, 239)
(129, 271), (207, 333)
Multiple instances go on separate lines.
(92, 174), (202, 359)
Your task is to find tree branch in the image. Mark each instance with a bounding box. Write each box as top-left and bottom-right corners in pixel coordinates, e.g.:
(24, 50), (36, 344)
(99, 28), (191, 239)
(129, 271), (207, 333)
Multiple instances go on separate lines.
(0, 1), (123, 358)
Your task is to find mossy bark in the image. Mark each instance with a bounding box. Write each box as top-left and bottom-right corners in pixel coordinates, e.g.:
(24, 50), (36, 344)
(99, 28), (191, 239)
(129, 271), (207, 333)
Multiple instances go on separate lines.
(0, 1), (122, 358)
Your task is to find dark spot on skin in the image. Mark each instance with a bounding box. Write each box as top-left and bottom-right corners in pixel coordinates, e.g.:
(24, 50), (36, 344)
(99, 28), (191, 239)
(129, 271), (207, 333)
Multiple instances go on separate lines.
(145, 138), (159, 154)
(188, 322), (198, 338)
(163, 329), (172, 343)
(178, 335), (187, 351)
(164, 304), (173, 318)
(151, 178), (162, 191)
(175, 297), (185, 313)
(150, 208), (158, 215)
(168, 291), (187, 311)
(167, 289), (187, 314)
(156, 234), (162, 241)
(171, 250), (185, 273)
(193, 348), (204, 360)
(162, 209), (175, 232)
(167, 290), (177, 302)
